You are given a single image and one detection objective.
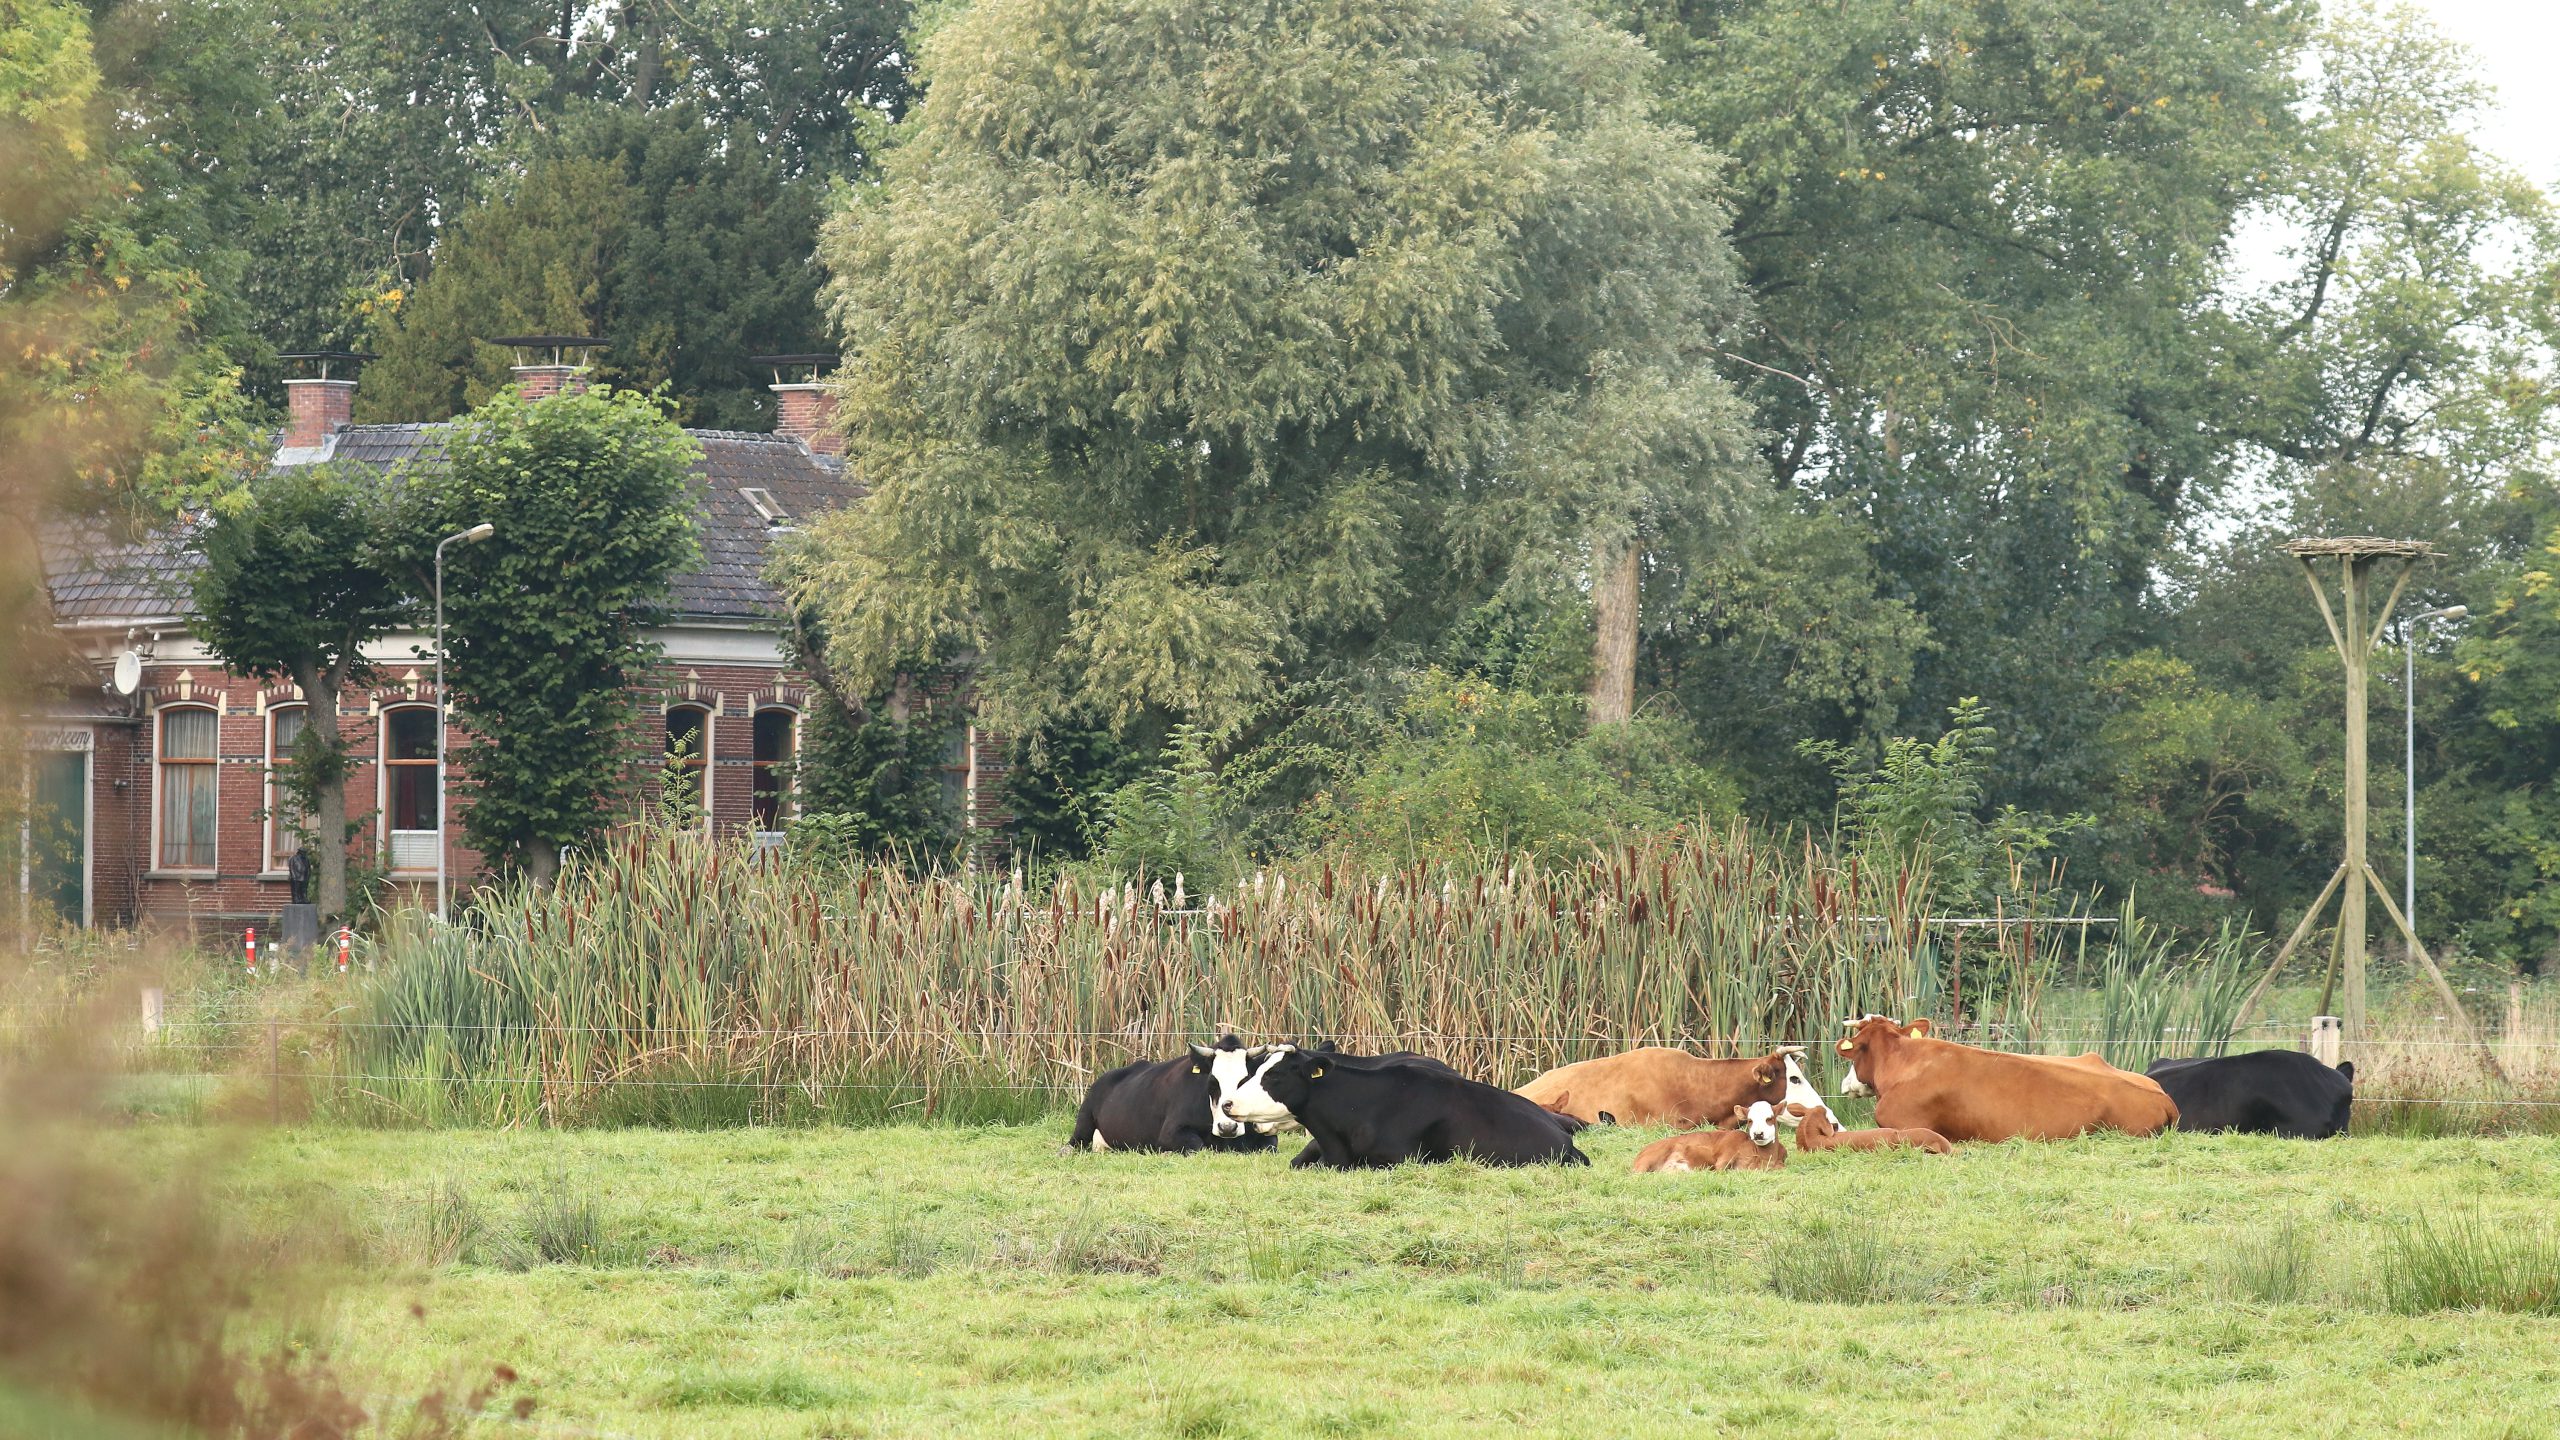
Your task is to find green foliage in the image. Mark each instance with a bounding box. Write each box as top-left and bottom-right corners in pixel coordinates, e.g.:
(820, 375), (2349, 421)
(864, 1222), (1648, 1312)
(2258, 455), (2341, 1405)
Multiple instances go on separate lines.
(788, 694), (963, 868)
(359, 106), (829, 430)
(1622, 0), (2309, 803)
(799, 0), (1757, 736)
(2083, 650), (2307, 929)
(1001, 718), (1156, 867)
(1296, 671), (1736, 869)
(1651, 503), (1931, 823)
(190, 463), (413, 918)
(395, 387), (700, 882)
(0, 0), (261, 517)
(1089, 726), (1241, 884)
(2081, 900), (2259, 1073)
(2449, 485), (2560, 970)
(1804, 698), (2084, 909)
(234, 0), (914, 360)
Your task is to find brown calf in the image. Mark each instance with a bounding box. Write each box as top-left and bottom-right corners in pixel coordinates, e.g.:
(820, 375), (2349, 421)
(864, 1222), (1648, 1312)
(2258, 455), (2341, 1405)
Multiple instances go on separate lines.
(1782, 1102), (1952, 1154)
(1629, 1103), (1787, 1173)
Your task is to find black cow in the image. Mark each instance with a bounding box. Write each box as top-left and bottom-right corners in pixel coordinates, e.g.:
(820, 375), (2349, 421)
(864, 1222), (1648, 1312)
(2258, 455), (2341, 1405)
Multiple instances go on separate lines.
(1210, 1045), (1589, 1168)
(1069, 1036), (1278, 1154)
(2146, 1050), (2355, 1138)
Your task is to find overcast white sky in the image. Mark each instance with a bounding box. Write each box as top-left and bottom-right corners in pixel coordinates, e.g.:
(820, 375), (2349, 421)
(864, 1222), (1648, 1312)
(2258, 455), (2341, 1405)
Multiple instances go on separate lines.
(2413, 0), (2560, 185)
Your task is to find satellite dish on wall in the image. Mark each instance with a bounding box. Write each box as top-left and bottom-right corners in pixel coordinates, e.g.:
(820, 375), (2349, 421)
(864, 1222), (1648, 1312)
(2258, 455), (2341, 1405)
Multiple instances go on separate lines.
(111, 649), (142, 696)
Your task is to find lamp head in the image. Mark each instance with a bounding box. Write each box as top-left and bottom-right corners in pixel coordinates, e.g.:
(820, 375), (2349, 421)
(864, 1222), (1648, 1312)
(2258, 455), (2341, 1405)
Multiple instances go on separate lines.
(463, 522), (496, 543)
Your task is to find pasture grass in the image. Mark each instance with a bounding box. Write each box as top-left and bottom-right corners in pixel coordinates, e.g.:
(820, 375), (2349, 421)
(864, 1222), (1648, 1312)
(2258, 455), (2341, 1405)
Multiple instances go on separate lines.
(109, 1119), (2560, 1438)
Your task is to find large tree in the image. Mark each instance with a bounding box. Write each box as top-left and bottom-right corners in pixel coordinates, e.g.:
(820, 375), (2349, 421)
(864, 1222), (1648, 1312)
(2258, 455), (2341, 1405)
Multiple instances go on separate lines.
(357, 106), (831, 430)
(1621, 0), (2308, 802)
(232, 0), (913, 362)
(797, 0), (1758, 739)
(394, 387), (699, 886)
(191, 464), (412, 920)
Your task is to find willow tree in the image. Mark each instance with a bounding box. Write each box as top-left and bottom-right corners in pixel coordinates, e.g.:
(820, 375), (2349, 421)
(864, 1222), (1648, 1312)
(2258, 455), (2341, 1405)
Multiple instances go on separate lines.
(798, 0), (1757, 738)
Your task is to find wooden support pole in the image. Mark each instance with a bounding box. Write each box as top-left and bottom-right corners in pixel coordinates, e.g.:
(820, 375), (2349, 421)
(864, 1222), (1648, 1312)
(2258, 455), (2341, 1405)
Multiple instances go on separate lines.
(2339, 554), (2371, 1035)
(2308, 1015), (2342, 1068)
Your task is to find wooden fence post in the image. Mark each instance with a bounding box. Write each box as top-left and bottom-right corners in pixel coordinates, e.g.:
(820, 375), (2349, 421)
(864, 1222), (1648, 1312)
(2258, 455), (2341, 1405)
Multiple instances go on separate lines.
(140, 986), (164, 1036)
(268, 1018), (281, 1126)
(2309, 1014), (2343, 1069)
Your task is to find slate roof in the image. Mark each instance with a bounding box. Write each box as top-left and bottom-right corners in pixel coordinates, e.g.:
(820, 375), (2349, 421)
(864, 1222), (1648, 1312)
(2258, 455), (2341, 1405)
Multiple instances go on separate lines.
(42, 423), (859, 626)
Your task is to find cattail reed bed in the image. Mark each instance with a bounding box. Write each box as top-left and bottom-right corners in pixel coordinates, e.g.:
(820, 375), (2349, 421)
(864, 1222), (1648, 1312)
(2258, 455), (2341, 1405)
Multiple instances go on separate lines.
(327, 822), (2079, 1127)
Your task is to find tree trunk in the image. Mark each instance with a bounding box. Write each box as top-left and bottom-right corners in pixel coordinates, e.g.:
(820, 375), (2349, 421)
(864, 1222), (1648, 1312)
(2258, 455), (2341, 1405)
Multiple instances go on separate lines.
(525, 840), (561, 890)
(290, 663), (351, 921)
(1586, 539), (1640, 728)
(625, 2), (660, 108)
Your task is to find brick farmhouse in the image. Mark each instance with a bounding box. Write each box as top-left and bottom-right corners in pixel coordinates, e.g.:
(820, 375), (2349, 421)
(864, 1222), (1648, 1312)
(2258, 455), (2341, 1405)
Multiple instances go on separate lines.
(25, 351), (1005, 930)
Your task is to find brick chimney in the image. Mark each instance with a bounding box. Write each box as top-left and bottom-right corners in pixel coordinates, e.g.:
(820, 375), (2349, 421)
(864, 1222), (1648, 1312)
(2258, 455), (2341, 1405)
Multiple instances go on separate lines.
(489, 336), (605, 402)
(753, 354), (843, 455)
(276, 351), (373, 451)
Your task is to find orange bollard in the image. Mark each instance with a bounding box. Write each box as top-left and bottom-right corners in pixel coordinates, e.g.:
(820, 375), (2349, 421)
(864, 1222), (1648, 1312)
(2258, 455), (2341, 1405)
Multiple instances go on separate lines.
(336, 928), (351, 974)
(245, 926), (258, 976)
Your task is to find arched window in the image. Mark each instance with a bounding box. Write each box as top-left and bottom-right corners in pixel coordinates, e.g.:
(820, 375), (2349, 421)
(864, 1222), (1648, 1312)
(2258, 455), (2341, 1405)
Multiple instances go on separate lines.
(751, 709), (796, 832)
(665, 705), (712, 822)
(266, 704), (305, 870)
(381, 706), (440, 872)
(156, 705), (219, 870)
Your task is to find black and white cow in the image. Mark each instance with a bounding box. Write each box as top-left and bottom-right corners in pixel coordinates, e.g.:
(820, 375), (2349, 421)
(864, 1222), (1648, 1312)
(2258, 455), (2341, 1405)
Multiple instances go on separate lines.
(2146, 1050), (2356, 1138)
(1208, 1045), (1589, 1168)
(1068, 1036), (1279, 1154)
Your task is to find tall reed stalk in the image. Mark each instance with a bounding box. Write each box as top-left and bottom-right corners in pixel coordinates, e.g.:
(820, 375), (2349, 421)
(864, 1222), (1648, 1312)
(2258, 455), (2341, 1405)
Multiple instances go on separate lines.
(328, 821), (2081, 1126)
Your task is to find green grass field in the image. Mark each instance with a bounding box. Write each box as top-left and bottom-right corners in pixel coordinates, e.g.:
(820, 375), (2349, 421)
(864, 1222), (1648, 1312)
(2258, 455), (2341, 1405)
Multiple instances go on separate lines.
(146, 1119), (2560, 1439)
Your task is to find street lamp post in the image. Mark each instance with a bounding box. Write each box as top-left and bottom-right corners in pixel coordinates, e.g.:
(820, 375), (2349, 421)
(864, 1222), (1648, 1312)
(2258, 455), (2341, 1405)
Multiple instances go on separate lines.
(2402, 603), (2467, 945)
(434, 522), (495, 922)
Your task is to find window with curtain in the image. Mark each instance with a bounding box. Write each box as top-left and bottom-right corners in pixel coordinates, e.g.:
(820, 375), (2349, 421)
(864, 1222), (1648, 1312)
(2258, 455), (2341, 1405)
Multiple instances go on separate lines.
(752, 709), (795, 832)
(267, 705), (305, 866)
(383, 707), (439, 870)
(158, 706), (219, 869)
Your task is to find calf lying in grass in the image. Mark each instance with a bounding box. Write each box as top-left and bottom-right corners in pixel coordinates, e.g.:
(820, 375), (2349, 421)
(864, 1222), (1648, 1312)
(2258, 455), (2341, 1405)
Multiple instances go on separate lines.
(1630, 1102), (1786, 1172)
(1782, 1101), (1952, 1155)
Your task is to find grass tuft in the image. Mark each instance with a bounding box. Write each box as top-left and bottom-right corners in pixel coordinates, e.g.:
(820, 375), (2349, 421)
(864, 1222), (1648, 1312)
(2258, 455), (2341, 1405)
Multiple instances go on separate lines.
(1766, 1219), (1927, 1305)
(2381, 1212), (2560, 1315)
(2216, 1217), (2324, 1305)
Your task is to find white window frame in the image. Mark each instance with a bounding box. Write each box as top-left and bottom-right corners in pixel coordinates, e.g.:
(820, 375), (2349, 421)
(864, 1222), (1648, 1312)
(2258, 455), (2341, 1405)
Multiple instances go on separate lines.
(749, 705), (800, 836)
(152, 703), (222, 874)
(377, 703), (442, 875)
(263, 703), (307, 875)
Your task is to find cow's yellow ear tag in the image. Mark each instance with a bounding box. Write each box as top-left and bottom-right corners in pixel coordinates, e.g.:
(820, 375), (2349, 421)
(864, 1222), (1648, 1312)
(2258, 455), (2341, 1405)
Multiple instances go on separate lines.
(1309, 1066), (1326, 1078)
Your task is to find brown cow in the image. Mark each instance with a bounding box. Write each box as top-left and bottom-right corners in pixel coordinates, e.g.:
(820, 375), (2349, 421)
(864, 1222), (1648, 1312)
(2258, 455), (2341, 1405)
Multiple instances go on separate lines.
(1781, 1101), (1952, 1155)
(1518, 1046), (1833, 1128)
(1834, 1016), (2178, 1141)
(1630, 1102), (1787, 1172)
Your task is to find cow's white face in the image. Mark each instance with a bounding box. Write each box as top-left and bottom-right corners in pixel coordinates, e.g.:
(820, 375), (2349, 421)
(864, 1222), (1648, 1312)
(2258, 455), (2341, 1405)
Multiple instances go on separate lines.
(1741, 1100), (1779, 1146)
(1778, 1054), (1840, 1128)
(1204, 1043), (1297, 1125)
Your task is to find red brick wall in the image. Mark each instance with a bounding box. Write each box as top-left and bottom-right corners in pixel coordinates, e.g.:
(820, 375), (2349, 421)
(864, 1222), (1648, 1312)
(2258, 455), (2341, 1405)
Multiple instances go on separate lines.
(75, 655), (1019, 928)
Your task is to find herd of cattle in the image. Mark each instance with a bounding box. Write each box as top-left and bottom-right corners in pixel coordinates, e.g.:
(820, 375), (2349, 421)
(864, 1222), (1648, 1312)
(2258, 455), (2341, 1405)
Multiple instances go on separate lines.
(1069, 1015), (2360, 1169)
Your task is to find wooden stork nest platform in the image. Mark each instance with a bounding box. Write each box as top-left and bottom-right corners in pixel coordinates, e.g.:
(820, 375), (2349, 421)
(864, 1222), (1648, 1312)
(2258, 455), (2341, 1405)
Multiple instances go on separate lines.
(2279, 536), (2441, 559)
